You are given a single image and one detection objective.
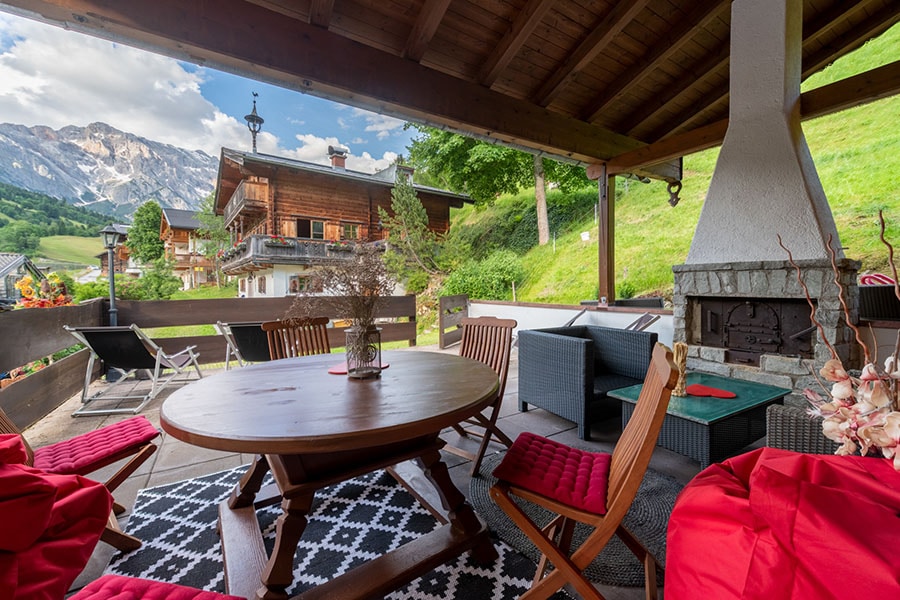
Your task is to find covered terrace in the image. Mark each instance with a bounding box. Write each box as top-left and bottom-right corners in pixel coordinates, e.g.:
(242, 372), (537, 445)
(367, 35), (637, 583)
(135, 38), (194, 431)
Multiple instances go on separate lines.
(2, 0), (900, 598)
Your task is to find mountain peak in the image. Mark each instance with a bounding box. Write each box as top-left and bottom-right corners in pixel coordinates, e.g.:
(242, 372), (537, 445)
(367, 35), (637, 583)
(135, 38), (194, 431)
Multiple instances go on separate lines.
(0, 122), (218, 219)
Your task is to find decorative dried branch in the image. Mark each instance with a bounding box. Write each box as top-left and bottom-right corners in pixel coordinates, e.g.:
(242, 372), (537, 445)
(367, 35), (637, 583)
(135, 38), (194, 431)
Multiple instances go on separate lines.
(878, 209), (900, 306)
(777, 234), (837, 360)
(825, 234), (871, 365)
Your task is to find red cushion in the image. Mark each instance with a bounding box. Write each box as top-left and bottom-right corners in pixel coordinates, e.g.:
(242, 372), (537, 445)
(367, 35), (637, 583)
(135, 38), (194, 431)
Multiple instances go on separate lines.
(70, 575), (247, 599)
(492, 431), (611, 514)
(33, 416), (159, 475)
(0, 437), (113, 600)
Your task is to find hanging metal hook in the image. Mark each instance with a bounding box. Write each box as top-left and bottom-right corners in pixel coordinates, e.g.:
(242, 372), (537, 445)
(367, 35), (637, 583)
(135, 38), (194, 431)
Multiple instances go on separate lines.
(667, 180), (683, 207)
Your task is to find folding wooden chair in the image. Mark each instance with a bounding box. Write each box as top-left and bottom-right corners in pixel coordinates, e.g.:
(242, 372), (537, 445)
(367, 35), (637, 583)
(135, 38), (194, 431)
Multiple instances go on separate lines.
(261, 316), (331, 359)
(443, 316), (517, 476)
(490, 343), (678, 600)
(0, 409), (160, 552)
(215, 320), (269, 369)
(65, 324), (203, 416)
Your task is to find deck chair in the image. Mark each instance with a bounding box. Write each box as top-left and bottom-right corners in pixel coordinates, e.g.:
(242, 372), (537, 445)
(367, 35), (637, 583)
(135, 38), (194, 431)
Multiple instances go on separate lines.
(215, 321), (270, 369)
(261, 316), (331, 359)
(0, 409), (160, 552)
(624, 312), (660, 331)
(65, 324), (203, 416)
(490, 343), (678, 600)
(443, 316), (518, 477)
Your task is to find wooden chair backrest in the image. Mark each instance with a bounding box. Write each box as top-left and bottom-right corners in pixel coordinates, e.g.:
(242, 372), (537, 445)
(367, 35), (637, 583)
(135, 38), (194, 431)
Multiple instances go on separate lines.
(261, 317), (331, 360)
(459, 316), (517, 402)
(0, 407), (34, 466)
(606, 343), (678, 515)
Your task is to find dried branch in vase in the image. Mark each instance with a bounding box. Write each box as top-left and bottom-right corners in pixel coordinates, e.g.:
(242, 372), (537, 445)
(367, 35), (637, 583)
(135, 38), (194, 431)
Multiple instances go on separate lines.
(779, 211), (900, 468)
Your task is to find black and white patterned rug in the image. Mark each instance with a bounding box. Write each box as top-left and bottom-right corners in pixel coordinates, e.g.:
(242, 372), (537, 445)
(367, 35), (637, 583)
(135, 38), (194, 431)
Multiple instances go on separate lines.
(106, 466), (565, 599)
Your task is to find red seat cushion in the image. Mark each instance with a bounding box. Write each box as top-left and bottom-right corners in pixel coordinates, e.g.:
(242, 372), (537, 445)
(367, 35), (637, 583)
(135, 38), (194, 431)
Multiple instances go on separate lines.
(70, 575), (246, 599)
(492, 431), (611, 514)
(1, 435), (113, 600)
(33, 416), (159, 476)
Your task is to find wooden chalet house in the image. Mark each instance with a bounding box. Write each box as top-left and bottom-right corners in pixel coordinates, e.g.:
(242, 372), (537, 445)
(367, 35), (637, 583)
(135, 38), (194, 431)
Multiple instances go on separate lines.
(214, 146), (469, 297)
(160, 208), (215, 290)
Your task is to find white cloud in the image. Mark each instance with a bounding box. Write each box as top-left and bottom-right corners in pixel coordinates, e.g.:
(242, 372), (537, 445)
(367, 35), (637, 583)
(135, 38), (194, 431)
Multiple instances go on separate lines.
(0, 13), (251, 156)
(281, 133), (396, 173)
(354, 108), (405, 140)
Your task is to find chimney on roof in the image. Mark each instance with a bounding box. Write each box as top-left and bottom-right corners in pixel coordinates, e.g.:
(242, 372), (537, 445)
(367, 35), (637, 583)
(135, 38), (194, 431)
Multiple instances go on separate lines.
(328, 145), (348, 170)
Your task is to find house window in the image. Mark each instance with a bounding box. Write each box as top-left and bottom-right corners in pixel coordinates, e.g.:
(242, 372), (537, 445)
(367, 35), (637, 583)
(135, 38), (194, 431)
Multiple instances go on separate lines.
(342, 224), (359, 240)
(297, 218), (325, 240)
(257, 276), (266, 294)
(289, 275), (310, 294)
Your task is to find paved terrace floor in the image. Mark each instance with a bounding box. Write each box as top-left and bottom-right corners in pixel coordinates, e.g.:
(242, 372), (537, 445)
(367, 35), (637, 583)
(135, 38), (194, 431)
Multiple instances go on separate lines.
(23, 343), (745, 599)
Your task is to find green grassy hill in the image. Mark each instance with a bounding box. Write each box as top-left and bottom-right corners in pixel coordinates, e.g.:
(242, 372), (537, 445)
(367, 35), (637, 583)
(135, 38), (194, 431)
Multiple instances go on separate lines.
(37, 236), (104, 269)
(471, 24), (900, 304)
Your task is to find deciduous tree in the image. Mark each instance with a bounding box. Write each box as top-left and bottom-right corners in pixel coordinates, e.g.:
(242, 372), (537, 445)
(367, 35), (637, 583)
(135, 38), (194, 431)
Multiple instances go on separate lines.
(126, 201), (165, 263)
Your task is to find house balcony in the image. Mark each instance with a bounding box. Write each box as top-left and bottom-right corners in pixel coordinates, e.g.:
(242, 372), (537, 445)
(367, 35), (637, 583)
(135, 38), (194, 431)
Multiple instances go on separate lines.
(220, 234), (357, 273)
(223, 180), (268, 226)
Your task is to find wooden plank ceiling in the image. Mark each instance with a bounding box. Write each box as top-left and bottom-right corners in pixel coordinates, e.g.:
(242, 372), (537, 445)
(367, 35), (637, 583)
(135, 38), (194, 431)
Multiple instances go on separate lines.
(2, 0), (898, 181)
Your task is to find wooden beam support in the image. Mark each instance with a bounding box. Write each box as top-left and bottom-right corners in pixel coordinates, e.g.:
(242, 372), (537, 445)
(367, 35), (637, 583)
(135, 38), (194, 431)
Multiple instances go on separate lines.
(597, 167), (615, 305)
(641, 0), (899, 142)
(604, 59), (900, 173)
(801, 59), (900, 120)
(4, 0), (671, 171)
(582, 0), (728, 123)
(403, 0), (452, 62)
(478, 0), (555, 87)
(534, 0), (650, 108)
(308, 0), (334, 28)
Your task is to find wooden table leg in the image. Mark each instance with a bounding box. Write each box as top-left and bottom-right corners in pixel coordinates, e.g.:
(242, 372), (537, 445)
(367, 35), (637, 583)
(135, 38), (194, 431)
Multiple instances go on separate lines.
(229, 454), (270, 509)
(256, 492), (314, 600)
(416, 446), (498, 564)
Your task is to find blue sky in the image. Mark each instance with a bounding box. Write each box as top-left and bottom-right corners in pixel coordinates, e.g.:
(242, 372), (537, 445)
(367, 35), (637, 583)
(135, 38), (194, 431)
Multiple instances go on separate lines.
(0, 10), (416, 172)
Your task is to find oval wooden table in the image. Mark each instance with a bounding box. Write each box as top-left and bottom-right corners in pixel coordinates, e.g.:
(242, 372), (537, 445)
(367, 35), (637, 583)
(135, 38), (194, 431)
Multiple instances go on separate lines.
(161, 350), (500, 600)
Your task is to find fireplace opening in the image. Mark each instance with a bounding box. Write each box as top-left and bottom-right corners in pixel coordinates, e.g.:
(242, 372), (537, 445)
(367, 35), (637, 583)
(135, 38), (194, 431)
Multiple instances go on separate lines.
(695, 297), (815, 367)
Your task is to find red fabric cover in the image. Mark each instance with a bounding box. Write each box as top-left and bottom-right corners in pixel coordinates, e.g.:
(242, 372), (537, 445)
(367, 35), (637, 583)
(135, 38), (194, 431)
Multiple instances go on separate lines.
(665, 447), (900, 599)
(69, 575), (246, 599)
(0, 434), (113, 600)
(32, 415), (159, 475)
(492, 431), (611, 514)
(685, 383), (736, 398)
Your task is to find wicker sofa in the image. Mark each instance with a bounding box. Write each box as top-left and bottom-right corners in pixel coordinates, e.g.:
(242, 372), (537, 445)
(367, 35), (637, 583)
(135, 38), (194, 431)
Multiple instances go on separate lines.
(517, 325), (657, 440)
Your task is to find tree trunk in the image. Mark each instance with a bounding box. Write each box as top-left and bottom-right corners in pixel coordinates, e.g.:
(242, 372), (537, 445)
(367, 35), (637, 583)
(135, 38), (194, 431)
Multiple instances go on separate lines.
(534, 154), (549, 246)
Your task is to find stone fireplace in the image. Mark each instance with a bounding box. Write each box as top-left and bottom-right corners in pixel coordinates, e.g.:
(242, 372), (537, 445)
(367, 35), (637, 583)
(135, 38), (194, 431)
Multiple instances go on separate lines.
(673, 259), (859, 405)
(672, 0), (860, 406)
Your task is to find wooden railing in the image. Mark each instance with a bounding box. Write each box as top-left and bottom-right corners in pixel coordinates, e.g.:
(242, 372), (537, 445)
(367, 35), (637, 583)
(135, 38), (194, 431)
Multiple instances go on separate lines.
(0, 295), (417, 429)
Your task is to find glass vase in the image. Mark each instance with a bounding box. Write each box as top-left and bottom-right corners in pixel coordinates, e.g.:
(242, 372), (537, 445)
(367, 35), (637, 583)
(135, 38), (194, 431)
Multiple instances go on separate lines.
(345, 325), (382, 379)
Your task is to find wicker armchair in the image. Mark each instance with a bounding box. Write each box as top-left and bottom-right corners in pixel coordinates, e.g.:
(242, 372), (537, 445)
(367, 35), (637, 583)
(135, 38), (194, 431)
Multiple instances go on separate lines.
(765, 404), (839, 455)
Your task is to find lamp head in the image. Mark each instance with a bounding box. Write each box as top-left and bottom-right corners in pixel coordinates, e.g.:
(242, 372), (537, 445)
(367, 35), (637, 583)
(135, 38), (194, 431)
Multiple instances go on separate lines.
(100, 224), (122, 250)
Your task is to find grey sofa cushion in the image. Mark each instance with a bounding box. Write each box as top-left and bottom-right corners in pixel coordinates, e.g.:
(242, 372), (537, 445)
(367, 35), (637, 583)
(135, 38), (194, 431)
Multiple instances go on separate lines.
(592, 374), (642, 401)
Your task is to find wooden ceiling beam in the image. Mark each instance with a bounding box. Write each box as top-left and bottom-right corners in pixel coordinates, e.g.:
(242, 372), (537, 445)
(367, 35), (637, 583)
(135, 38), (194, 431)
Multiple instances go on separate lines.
(641, 1), (897, 142)
(582, 0), (728, 123)
(308, 0), (334, 28)
(403, 0), (452, 62)
(605, 59), (900, 174)
(618, 38), (730, 136)
(4, 0), (677, 175)
(478, 0), (555, 87)
(534, 0), (650, 108)
(801, 59), (900, 119)
(800, 3), (900, 79)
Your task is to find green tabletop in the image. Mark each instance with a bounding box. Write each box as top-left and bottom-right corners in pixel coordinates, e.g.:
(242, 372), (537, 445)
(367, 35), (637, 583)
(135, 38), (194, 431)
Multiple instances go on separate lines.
(608, 372), (791, 425)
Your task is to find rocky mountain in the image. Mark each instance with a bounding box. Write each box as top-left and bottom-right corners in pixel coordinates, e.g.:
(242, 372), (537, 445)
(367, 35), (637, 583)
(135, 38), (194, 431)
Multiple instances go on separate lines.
(0, 122), (218, 219)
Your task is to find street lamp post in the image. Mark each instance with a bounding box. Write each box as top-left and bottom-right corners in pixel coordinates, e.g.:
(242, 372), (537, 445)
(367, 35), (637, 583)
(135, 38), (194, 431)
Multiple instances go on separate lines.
(99, 225), (122, 326)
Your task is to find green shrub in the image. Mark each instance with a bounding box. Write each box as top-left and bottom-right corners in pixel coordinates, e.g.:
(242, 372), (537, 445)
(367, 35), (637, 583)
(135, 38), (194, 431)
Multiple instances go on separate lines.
(404, 270), (430, 294)
(442, 250), (524, 300)
(617, 280), (637, 299)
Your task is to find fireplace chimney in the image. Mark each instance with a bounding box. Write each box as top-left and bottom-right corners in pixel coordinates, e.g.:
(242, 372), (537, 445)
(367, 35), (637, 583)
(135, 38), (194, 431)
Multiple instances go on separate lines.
(686, 0), (842, 264)
(328, 145), (348, 170)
